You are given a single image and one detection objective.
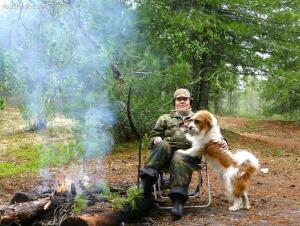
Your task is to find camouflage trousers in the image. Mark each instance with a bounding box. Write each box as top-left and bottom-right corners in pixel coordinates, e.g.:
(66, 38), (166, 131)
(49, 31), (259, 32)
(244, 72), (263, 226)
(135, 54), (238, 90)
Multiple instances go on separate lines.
(141, 141), (200, 200)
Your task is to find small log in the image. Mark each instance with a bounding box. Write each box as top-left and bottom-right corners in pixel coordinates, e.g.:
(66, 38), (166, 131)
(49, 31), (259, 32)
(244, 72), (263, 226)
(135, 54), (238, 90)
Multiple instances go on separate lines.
(0, 197), (50, 224)
(60, 210), (123, 226)
(10, 192), (35, 204)
(10, 191), (54, 204)
(61, 198), (155, 226)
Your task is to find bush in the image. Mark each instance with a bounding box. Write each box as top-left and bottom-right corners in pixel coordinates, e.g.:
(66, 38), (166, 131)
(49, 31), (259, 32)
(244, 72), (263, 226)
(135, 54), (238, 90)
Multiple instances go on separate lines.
(0, 97), (5, 110)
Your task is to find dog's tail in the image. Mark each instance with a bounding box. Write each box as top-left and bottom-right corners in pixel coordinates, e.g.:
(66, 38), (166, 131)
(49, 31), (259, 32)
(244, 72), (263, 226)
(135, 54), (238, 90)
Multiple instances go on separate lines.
(233, 150), (259, 179)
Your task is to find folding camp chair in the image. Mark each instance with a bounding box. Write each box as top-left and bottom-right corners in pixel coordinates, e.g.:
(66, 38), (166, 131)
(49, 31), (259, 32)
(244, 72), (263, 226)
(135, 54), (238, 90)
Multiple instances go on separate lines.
(153, 159), (211, 209)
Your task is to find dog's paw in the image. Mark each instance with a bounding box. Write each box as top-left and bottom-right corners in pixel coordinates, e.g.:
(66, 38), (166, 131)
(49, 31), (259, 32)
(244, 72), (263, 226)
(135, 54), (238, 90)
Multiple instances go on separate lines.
(229, 206), (241, 211)
(176, 149), (187, 154)
(243, 205), (251, 210)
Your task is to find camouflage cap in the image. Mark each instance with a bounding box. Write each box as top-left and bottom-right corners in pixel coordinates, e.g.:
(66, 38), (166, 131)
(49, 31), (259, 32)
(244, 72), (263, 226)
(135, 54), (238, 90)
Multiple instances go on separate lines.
(173, 88), (191, 99)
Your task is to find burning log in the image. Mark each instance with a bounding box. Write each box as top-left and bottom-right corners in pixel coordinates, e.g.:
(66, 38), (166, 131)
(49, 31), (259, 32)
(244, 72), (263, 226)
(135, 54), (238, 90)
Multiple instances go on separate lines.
(0, 183), (151, 225)
(0, 197), (51, 224)
(60, 210), (123, 226)
(60, 198), (155, 226)
(10, 191), (53, 204)
(0, 187), (75, 224)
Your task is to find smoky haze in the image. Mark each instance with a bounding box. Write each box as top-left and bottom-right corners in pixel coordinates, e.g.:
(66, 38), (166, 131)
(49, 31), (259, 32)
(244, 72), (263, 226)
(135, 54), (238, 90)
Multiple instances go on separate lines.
(0, 0), (135, 189)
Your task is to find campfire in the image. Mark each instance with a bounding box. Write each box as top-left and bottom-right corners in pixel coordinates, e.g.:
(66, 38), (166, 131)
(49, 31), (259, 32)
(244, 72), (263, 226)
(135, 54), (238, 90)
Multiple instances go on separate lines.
(0, 175), (147, 226)
(58, 182), (66, 193)
(0, 177), (127, 226)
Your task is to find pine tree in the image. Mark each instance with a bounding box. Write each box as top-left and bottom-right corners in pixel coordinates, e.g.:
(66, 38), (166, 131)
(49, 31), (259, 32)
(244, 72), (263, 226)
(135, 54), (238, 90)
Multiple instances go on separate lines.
(136, 0), (300, 110)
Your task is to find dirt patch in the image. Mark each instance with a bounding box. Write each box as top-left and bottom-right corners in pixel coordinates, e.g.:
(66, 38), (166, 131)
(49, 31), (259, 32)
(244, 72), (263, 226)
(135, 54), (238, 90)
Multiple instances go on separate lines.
(0, 109), (300, 225)
(0, 108), (75, 153)
(219, 116), (300, 151)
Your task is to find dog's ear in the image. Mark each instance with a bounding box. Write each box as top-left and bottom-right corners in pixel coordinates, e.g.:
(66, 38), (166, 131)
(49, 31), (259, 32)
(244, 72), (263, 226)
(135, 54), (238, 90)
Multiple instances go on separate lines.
(203, 112), (213, 132)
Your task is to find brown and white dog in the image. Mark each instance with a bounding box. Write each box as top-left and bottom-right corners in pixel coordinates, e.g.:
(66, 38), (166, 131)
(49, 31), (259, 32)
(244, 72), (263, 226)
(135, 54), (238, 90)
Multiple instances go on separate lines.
(177, 110), (259, 211)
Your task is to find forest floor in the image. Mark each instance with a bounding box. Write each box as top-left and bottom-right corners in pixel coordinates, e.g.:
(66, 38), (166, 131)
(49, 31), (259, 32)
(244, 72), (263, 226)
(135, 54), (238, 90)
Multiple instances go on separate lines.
(0, 108), (299, 225)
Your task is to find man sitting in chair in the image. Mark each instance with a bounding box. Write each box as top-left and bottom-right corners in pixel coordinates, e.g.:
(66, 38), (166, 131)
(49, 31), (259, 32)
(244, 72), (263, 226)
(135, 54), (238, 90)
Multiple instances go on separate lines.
(140, 88), (227, 219)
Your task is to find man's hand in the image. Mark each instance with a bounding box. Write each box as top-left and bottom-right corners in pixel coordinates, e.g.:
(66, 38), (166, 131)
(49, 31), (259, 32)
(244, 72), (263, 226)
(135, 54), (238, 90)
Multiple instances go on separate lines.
(153, 137), (163, 145)
(218, 138), (229, 151)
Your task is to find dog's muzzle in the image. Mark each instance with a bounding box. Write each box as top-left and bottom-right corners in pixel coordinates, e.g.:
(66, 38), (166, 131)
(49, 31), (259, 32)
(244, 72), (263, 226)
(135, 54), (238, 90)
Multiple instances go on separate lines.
(188, 125), (197, 135)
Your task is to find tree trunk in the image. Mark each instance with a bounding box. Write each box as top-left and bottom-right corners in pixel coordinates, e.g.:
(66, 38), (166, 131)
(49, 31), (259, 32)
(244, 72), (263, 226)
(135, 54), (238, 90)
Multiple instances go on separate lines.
(198, 79), (211, 110)
(191, 63), (212, 111)
(213, 96), (221, 114)
(191, 82), (200, 110)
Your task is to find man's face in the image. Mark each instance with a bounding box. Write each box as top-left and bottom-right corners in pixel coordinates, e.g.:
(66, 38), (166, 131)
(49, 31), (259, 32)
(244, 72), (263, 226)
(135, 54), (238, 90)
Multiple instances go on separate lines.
(175, 97), (191, 110)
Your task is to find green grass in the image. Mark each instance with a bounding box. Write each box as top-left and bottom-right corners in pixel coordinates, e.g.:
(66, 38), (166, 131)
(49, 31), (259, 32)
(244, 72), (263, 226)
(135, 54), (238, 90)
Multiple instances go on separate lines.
(0, 141), (84, 178)
(0, 161), (39, 177)
(0, 144), (40, 178)
(112, 141), (140, 154)
(39, 141), (84, 167)
(113, 134), (150, 154)
(274, 149), (285, 157)
(1, 139), (145, 179)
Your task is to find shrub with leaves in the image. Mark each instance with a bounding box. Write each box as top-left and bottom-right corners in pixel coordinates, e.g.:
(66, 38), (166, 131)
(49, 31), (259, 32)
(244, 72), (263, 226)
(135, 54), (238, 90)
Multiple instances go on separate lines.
(100, 185), (143, 211)
(72, 195), (88, 214)
(0, 97), (5, 110)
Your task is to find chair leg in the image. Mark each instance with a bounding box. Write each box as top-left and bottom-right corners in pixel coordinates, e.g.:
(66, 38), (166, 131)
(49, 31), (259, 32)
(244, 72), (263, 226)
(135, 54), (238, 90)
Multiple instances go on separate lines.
(155, 161), (212, 209)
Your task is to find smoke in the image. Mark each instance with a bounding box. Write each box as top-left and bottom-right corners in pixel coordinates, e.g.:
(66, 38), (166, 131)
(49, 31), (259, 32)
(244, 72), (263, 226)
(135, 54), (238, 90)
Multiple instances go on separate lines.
(84, 105), (115, 159)
(0, 0), (135, 190)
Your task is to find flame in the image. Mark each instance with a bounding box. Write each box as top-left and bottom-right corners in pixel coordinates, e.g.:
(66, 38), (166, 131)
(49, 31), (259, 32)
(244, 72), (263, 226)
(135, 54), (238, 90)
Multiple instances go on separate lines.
(57, 176), (66, 192)
(58, 182), (66, 192)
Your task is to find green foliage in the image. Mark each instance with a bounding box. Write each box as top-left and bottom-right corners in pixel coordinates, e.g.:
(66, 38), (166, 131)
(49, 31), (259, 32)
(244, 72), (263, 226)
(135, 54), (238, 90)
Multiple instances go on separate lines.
(0, 97), (5, 110)
(217, 76), (264, 116)
(39, 141), (84, 168)
(72, 195), (88, 214)
(101, 184), (126, 210)
(274, 149), (285, 157)
(141, 133), (150, 152)
(135, 0), (300, 112)
(111, 60), (193, 138)
(0, 0), (134, 132)
(0, 51), (15, 97)
(100, 185), (143, 211)
(261, 73), (300, 119)
(0, 0), (299, 139)
(125, 185), (144, 210)
(0, 144), (40, 178)
(0, 141), (83, 178)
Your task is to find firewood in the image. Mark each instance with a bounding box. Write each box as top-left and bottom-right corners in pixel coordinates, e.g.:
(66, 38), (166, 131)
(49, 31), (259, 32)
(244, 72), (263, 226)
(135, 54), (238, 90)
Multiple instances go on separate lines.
(60, 210), (123, 226)
(10, 192), (35, 204)
(0, 197), (51, 224)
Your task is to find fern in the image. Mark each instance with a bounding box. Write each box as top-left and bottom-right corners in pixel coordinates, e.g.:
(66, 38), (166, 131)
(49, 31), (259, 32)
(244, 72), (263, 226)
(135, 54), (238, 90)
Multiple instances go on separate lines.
(100, 185), (143, 211)
(72, 195), (88, 214)
(125, 185), (144, 210)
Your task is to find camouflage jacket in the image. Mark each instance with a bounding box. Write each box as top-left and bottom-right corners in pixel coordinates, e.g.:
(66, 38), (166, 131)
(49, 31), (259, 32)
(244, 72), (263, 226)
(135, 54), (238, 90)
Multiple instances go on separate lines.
(149, 110), (194, 150)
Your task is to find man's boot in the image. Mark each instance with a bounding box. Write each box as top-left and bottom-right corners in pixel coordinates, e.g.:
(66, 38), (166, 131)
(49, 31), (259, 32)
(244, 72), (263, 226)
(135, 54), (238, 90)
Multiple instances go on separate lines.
(140, 168), (158, 199)
(171, 194), (185, 219)
(139, 168), (159, 214)
(141, 175), (155, 199)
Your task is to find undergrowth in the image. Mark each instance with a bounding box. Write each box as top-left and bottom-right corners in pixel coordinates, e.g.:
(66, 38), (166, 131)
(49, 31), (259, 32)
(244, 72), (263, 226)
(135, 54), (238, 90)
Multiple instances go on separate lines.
(0, 144), (40, 177)
(39, 141), (84, 167)
(72, 195), (88, 214)
(100, 185), (143, 211)
(0, 141), (84, 178)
